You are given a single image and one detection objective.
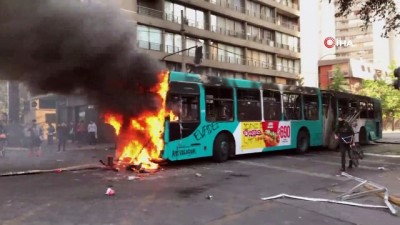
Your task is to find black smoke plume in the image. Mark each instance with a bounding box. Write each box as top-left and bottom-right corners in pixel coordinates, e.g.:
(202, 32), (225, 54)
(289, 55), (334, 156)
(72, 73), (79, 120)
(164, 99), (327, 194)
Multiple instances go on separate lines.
(0, 0), (164, 124)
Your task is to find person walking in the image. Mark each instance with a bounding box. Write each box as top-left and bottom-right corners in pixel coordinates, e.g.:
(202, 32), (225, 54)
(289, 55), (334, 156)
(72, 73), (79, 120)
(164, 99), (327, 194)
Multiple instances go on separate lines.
(47, 123), (56, 145)
(57, 123), (68, 152)
(87, 121), (97, 146)
(0, 122), (7, 157)
(334, 115), (355, 172)
(28, 120), (43, 157)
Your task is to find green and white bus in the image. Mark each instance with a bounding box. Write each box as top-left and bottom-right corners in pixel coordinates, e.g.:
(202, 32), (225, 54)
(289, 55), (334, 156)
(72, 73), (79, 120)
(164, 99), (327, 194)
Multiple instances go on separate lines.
(162, 71), (382, 162)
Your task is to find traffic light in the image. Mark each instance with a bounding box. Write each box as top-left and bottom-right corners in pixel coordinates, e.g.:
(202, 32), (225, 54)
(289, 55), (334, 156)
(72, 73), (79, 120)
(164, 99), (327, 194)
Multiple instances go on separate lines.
(394, 67), (400, 90)
(194, 46), (203, 65)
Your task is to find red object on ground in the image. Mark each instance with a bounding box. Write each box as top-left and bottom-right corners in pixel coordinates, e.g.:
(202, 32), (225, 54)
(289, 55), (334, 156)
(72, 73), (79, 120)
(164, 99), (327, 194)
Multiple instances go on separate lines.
(105, 187), (115, 196)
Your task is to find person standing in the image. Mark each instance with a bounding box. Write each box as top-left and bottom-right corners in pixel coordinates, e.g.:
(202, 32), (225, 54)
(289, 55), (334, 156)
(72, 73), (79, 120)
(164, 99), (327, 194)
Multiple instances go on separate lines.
(87, 121), (97, 146)
(47, 123), (56, 145)
(68, 121), (76, 143)
(334, 115), (355, 172)
(57, 123), (68, 152)
(76, 120), (86, 145)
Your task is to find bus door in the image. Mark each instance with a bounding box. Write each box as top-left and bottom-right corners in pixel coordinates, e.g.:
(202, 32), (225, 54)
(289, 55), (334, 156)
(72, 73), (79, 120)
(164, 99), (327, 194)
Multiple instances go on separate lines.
(166, 82), (201, 142)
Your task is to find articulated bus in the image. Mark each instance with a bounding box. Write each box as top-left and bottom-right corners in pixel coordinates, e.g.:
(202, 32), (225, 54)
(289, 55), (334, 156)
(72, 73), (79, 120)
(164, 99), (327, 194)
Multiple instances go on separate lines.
(162, 71), (382, 162)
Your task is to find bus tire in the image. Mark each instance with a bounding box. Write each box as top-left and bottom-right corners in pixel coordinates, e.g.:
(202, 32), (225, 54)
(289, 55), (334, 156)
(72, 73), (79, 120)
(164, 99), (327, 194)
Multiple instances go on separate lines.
(359, 127), (368, 145)
(213, 133), (231, 162)
(296, 129), (309, 154)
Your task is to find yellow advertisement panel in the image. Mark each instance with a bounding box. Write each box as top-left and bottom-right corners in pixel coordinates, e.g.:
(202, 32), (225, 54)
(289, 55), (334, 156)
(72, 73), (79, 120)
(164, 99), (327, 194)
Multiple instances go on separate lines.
(241, 122), (264, 150)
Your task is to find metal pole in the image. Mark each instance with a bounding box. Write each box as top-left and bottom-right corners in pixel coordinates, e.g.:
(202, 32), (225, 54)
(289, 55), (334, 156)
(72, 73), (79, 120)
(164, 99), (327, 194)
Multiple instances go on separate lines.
(180, 10), (186, 72)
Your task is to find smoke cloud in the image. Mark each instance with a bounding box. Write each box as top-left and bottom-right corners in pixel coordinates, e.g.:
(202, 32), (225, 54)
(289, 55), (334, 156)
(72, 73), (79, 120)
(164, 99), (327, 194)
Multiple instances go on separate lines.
(0, 0), (164, 122)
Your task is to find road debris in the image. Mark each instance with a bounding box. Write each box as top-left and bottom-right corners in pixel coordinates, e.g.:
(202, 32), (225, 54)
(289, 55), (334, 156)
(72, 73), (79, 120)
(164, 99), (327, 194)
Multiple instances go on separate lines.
(195, 173), (202, 177)
(377, 167), (387, 171)
(206, 195), (214, 200)
(262, 193), (388, 209)
(105, 187), (115, 196)
(128, 175), (139, 181)
(340, 172), (398, 214)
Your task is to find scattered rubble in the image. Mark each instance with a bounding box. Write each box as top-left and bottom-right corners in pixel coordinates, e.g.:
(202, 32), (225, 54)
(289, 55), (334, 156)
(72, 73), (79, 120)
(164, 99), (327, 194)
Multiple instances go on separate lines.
(262, 173), (399, 215)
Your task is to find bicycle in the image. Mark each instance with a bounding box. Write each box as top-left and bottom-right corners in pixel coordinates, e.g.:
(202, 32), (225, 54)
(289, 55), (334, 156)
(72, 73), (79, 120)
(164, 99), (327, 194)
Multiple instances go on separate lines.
(341, 135), (363, 167)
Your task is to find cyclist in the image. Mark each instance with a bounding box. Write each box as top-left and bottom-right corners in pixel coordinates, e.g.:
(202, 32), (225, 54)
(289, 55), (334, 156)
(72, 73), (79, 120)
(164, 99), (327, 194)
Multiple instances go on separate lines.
(334, 115), (355, 172)
(0, 122), (7, 157)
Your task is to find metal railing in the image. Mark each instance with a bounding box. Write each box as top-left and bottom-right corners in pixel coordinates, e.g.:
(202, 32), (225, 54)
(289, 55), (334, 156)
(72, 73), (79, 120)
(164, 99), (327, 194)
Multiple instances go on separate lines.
(137, 5), (299, 53)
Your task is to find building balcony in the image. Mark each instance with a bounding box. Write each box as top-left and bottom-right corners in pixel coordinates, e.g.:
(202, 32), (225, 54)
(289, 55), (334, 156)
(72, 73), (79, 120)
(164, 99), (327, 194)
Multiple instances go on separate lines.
(137, 40), (300, 77)
(137, 5), (300, 53)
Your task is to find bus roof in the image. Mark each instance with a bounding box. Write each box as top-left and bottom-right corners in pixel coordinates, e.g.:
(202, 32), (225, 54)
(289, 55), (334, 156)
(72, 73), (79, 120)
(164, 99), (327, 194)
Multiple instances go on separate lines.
(321, 90), (380, 102)
(169, 71), (319, 94)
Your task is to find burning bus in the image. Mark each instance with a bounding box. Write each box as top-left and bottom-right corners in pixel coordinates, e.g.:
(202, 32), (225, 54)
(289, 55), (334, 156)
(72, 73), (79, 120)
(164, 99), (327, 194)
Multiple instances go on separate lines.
(105, 71), (383, 171)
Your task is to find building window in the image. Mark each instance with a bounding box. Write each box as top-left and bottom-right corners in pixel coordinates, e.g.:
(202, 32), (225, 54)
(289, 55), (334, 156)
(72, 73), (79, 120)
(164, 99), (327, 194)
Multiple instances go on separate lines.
(247, 1), (261, 18)
(185, 8), (204, 29)
(137, 25), (162, 51)
(211, 14), (243, 37)
(275, 32), (299, 51)
(186, 38), (204, 57)
(165, 33), (182, 53)
(277, 57), (300, 73)
(210, 42), (243, 64)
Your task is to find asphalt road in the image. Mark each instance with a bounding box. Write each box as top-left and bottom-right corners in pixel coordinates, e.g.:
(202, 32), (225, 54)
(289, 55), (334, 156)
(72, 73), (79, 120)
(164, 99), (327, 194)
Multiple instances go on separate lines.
(0, 147), (399, 225)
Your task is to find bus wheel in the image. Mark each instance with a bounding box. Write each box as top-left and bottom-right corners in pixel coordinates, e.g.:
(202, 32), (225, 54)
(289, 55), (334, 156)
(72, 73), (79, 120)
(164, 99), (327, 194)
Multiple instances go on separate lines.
(359, 127), (368, 145)
(296, 130), (309, 154)
(213, 133), (231, 162)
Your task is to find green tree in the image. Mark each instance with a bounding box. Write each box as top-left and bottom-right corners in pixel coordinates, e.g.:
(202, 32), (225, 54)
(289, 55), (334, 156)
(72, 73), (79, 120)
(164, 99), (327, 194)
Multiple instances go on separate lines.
(329, 66), (348, 92)
(360, 61), (400, 130)
(331, 0), (399, 37)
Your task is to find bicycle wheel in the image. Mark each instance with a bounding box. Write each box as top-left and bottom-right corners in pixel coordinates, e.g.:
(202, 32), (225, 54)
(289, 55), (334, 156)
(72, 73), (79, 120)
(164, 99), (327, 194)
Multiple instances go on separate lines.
(349, 148), (359, 167)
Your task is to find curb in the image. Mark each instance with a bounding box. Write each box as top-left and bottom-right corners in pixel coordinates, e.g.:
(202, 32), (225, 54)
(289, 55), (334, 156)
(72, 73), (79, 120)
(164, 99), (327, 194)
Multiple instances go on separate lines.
(374, 141), (400, 145)
(364, 153), (400, 158)
(4, 145), (115, 152)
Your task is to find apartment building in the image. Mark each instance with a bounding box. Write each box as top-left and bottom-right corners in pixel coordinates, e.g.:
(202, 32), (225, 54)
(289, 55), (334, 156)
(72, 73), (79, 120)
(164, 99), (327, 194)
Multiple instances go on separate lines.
(118, 0), (301, 84)
(334, 0), (391, 69)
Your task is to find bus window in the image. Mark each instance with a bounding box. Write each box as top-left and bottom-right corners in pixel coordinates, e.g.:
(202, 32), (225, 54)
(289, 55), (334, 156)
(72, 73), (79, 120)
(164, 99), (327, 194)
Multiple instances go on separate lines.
(360, 101), (368, 118)
(237, 89), (262, 121)
(367, 102), (374, 119)
(282, 93), (301, 120)
(303, 95), (319, 120)
(263, 90), (281, 120)
(167, 95), (199, 122)
(205, 87), (233, 122)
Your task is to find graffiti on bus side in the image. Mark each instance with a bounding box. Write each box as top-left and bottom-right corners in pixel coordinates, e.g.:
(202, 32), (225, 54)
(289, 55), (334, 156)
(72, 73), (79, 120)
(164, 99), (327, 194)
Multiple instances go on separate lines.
(194, 122), (219, 141)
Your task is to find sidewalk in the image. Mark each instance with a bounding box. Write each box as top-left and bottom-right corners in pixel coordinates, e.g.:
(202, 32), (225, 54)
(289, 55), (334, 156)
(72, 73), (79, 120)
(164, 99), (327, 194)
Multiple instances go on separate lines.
(375, 132), (400, 144)
(0, 142), (116, 174)
(5, 142), (116, 151)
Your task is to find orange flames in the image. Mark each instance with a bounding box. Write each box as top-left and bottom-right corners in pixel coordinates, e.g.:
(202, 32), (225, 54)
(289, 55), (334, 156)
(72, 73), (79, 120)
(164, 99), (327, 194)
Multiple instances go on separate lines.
(104, 71), (169, 171)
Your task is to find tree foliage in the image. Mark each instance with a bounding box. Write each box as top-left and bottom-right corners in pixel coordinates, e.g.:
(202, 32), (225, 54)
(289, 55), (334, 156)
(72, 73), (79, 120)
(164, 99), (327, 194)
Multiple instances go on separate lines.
(359, 61), (400, 119)
(329, 66), (348, 92)
(331, 0), (400, 37)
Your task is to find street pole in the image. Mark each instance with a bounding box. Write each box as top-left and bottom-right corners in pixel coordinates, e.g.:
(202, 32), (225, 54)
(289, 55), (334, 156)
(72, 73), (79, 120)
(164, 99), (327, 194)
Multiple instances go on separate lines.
(180, 10), (186, 72)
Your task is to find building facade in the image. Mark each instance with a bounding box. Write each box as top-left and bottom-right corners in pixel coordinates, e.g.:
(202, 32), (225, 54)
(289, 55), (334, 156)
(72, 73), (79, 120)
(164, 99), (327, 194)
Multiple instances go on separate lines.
(119, 0), (301, 84)
(318, 58), (384, 93)
(334, 0), (397, 70)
